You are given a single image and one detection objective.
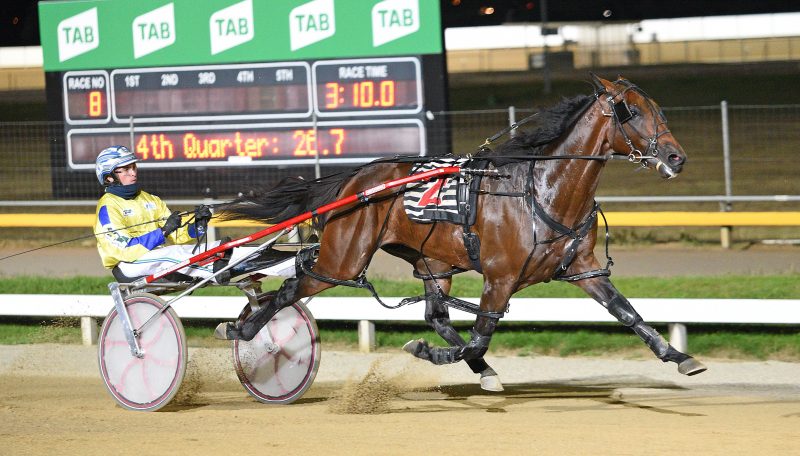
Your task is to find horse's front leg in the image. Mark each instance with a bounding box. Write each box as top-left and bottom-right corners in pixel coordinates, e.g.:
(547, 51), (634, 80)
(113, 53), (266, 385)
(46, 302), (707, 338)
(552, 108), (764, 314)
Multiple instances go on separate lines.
(403, 260), (502, 391)
(574, 276), (707, 375)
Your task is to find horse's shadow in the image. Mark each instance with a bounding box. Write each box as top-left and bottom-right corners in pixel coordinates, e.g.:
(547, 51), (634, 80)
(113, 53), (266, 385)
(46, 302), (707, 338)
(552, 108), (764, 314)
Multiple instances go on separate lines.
(393, 378), (705, 417)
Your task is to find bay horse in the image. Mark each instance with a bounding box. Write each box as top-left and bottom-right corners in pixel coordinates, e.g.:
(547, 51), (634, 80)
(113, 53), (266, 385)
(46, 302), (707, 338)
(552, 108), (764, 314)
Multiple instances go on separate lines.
(217, 73), (706, 391)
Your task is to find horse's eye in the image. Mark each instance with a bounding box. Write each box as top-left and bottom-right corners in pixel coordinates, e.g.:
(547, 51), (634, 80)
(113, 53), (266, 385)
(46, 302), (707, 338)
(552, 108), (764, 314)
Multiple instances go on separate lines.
(630, 106), (640, 116)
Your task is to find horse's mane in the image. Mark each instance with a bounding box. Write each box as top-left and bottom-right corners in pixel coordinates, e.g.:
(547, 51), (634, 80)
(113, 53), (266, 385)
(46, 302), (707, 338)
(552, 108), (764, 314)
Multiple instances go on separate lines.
(490, 94), (594, 159)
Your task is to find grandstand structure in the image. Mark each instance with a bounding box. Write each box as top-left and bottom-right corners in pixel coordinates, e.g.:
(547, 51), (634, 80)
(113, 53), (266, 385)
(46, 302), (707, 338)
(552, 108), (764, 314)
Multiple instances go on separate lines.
(3, 12), (800, 90)
(448, 34), (800, 73)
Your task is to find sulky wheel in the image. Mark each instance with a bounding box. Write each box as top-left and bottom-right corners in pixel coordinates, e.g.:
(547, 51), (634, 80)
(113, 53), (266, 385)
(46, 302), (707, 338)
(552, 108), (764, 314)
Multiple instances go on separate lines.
(233, 300), (320, 404)
(98, 292), (187, 412)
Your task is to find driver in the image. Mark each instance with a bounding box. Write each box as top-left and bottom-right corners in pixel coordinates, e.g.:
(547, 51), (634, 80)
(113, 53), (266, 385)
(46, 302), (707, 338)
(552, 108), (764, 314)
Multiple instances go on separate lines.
(93, 145), (295, 282)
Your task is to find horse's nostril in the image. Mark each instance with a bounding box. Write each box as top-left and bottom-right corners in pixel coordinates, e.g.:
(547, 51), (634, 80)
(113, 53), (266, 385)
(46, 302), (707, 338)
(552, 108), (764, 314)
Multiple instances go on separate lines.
(668, 154), (684, 166)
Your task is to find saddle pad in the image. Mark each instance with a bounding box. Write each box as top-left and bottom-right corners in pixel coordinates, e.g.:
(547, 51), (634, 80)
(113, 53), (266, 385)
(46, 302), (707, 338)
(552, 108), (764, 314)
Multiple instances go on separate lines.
(403, 158), (469, 224)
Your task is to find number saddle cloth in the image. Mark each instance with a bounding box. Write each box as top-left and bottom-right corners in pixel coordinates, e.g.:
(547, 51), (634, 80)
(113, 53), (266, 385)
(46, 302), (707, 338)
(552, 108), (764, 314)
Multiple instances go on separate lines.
(402, 157), (485, 227)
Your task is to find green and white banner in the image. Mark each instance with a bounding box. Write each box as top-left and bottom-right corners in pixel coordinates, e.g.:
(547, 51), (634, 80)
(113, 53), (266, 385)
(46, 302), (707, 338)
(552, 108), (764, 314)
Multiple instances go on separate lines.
(39, 0), (442, 71)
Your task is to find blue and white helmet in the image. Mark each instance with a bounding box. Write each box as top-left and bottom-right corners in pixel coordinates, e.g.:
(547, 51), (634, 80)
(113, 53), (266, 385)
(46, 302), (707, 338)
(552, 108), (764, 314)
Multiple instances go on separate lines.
(95, 145), (137, 185)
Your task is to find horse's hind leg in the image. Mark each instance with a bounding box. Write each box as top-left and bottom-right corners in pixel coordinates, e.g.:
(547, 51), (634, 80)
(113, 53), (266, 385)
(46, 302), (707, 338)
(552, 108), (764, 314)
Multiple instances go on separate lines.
(406, 259), (503, 391)
(574, 276), (707, 376)
(405, 273), (514, 392)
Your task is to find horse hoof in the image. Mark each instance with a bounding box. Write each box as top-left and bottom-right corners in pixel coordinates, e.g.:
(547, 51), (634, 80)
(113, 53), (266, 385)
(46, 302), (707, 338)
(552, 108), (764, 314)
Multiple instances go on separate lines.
(213, 322), (237, 340)
(678, 357), (707, 376)
(403, 338), (427, 355)
(480, 375), (504, 392)
(213, 322), (230, 340)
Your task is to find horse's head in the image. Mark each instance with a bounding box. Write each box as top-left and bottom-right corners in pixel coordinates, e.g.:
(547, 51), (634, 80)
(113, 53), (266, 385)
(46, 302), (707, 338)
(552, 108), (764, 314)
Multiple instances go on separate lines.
(590, 73), (686, 179)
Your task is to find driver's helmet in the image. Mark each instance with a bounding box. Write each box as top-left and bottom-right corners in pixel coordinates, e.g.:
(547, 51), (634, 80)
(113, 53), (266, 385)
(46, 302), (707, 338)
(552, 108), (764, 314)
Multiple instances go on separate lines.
(95, 145), (137, 185)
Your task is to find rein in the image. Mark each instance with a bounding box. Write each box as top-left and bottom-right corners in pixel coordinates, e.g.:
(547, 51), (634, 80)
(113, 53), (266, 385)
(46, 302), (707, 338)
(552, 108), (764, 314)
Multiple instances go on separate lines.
(479, 111), (540, 148)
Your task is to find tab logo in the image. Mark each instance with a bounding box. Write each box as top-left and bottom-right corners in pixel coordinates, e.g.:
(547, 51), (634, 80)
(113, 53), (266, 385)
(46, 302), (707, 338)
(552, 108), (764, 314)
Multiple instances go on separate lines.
(57, 7), (99, 62)
(372, 0), (419, 47)
(210, 0), (254, 55)
(132, 3), (176, 59)
(289, 0), (335, 51)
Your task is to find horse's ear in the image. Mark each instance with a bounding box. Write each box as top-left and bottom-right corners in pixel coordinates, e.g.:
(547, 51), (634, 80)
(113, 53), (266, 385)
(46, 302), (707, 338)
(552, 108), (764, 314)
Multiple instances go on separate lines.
(588, 72), (608, 94)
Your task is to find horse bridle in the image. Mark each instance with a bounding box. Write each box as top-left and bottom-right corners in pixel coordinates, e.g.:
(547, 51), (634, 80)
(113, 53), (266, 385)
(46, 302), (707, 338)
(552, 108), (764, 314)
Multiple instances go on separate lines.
(597, 80), (676, 176)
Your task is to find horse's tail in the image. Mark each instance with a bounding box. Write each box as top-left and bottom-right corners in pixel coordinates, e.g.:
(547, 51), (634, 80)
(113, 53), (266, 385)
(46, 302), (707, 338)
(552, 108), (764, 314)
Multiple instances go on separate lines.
(216, 172), (351, 228)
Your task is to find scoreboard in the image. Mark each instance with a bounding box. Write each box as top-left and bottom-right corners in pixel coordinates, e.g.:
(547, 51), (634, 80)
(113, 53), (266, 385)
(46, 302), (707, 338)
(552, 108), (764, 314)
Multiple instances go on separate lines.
(63, 57), (427, 167)
(39, 0), (447, 195)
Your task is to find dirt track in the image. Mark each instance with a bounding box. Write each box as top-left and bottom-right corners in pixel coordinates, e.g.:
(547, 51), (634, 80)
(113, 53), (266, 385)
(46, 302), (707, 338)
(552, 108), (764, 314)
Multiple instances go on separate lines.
(2, 344), (799, 455)
(2, 244), (799, 454)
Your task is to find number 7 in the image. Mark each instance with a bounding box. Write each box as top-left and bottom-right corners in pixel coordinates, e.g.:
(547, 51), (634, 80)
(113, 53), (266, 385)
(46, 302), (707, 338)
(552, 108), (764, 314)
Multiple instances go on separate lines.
(417, 178), (445, 207)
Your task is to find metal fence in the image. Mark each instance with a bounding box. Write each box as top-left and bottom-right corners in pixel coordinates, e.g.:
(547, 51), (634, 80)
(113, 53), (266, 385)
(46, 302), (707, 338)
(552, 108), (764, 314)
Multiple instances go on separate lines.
(1, 103), (799, 212)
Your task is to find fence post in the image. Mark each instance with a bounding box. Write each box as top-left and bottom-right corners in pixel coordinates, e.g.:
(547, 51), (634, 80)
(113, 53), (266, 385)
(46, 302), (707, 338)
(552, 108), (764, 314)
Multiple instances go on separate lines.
(668, 323), (687, 353)
(720, 100), (733, 248)
(358, 320), (376, 353)
(81, 316), (98, 345)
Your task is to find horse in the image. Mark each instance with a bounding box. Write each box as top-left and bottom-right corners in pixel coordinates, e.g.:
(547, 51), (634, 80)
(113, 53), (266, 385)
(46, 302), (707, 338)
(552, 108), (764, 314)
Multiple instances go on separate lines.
(216, 73), (706, 391)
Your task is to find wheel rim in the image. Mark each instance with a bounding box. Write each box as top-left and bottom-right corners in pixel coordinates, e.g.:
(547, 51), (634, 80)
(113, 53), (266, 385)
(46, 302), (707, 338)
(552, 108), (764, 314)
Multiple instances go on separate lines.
(98, 295), (186, 411)
(234, 303), (319, 403)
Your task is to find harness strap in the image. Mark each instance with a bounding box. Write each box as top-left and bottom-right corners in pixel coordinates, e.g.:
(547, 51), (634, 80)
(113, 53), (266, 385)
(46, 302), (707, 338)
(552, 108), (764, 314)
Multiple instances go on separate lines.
(412, 267), (467, 280)
(459, 158), (489, 273)
(555, 205), (597, 273)
(400, 293), (505, 319)
(296, 246), (407, 310)
(481, 111), (540, 147)
(555, 268), (611, 282)
(529, 190), (614, 281)
(474, 190), (527, 197)
(552, 203), (615, 282)
(531, 196), (585, 240)
(462, 230), (482, 273)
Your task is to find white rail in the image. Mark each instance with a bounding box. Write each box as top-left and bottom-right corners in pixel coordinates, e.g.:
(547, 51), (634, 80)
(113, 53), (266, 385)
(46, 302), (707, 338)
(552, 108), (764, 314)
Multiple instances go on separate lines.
(2, 295), (798, 352)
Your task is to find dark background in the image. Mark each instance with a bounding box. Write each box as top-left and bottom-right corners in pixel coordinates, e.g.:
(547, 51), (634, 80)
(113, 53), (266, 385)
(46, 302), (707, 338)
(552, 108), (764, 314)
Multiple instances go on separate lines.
(3, 1), (800, 46)
(4, 1), (800, 116)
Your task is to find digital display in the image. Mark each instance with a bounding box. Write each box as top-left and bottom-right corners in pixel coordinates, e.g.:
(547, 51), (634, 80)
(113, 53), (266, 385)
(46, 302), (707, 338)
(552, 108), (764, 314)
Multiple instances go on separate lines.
(111, 63), (311, 122)
(63, 71), (110, 124)
(57, 57), (436, 172)
(67, 121), (424, 167)
(321, 80), (419, 111)
(313, 58), (421, 116)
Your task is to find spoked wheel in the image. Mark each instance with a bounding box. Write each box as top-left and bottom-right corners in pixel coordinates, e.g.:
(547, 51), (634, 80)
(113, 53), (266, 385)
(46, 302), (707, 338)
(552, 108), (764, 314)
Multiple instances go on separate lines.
(98, 292), (187, 412)
(233, 301), (320, 404)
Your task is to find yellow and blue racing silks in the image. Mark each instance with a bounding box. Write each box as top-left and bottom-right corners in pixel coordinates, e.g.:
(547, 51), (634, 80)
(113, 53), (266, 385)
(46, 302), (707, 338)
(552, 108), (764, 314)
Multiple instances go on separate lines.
(94, 190), (200, 269)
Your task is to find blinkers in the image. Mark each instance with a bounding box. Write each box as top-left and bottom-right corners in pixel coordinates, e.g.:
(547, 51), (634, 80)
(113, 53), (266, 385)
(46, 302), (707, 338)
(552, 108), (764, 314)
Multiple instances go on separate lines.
(610, 97), (634, 124)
